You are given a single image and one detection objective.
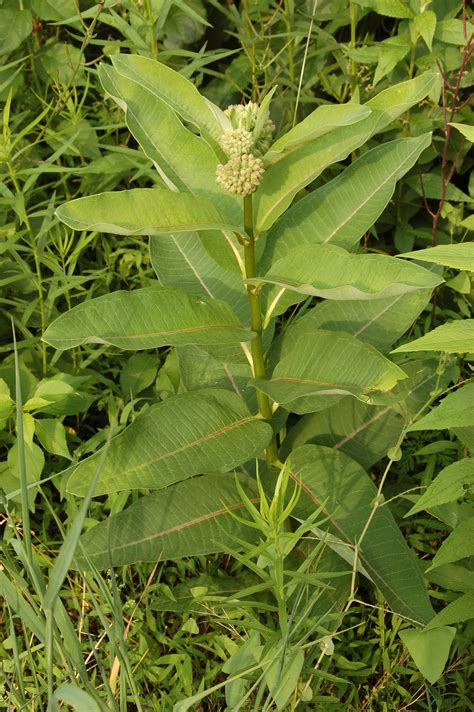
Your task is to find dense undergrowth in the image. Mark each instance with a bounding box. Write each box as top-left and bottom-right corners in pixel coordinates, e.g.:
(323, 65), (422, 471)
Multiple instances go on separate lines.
(1, 1), (473, 709)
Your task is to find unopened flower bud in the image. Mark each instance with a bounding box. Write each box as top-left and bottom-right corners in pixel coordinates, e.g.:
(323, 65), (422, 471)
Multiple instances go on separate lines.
(216, 153), (265, 196)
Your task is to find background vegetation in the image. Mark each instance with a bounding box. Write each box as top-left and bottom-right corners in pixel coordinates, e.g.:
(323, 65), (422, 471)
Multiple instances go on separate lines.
(0, 0), (473, 709)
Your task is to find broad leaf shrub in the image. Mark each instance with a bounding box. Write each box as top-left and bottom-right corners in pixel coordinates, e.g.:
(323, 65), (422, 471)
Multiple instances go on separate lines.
(39, 50), (474, 692)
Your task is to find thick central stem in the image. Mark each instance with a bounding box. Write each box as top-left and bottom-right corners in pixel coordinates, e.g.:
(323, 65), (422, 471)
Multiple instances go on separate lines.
(243, 194), (279, 466)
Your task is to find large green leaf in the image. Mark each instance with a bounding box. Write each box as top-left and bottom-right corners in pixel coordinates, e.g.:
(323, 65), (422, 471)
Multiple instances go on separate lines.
(399, 627), (456, 684)
(400, 243), (474, 272)
(354, 0), (414, 19)
(149, 232), (248, 321)
(254, 74), (436, 232)
(406, 459), (474, 515)
(265, 103), (371, 162)
(258, 244), (441, 318)
(99, 64), (219, 195)
(43, 287), (253, 350)
(281, 359), (447, 468)
(256, 329), (406, 414)
(66, 390), (272, 497)
(393, 320), (474, 354)
(56, 188), (240, 235)
(288, 445), (434, 624)
(110, 54), (227, 141)
(261, 135), (432, 268)
(283, 289), (433, 352)
(407, 382), (474, 431)
(74, 472), (258, 569)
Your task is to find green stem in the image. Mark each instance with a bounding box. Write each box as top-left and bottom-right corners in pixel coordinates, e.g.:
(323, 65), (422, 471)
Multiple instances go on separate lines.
(243, 195), (279, 466)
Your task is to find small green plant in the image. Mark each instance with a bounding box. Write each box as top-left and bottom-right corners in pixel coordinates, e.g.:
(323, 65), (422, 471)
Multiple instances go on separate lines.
(36, 50), (473, 701)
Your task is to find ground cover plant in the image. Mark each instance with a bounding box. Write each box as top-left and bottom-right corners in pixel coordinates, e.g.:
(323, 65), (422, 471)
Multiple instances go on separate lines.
(1, 1), (473, 709)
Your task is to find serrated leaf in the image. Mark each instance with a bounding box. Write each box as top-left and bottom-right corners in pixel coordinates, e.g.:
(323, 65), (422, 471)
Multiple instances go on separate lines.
(43, 287), (254, 350)
(259, 244), (441, 318)
(408, 382), (474, 431)
(400, 243), (474, 271)
(393, 320), (474, 353)
(406, 459), (474, 515)
(261, 135), (433, 268)
(289, 445), (434, 624)
(429, 516), (474, 569)
(256, 329), (406, 414)
(415, 10), (437, 51)
(399, 627), (456, 683)
(66, 389), (272, 496)
(74, 472), (258, 568)
(449, 122), (474, 143)
(56, 188), (240, 236)
(35, 419), (71, 460)
(354, 0), (415, 19)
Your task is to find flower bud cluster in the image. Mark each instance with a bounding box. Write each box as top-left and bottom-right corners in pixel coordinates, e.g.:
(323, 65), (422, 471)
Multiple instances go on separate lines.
(216, 153), (265, 196)
(216, 101), (274, 196)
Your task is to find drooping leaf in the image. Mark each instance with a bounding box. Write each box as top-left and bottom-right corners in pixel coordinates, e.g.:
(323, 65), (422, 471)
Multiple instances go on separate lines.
(429, 516), (474, 569)
(256, 329), (406, 414)
(406, 459), (474, 515)
(56, 188), (240, 236)
(393, 320), (474, 354)
(35, 419), (71, 460)
(43, 287), (254, 350)
(258, 244), (441, 318)
(74, 472), (258, 568)
(265, 103), (371, 162)
(282, 359), (447, 468)
(261, 135), (433, 268)
(66, 389), (272, 496)
(399, 627), (456, 684)
(426, 563), (474, 593)
(400, 243), (474, 271)
(111, 54), (228, 141)
(288, 445), (434, 624)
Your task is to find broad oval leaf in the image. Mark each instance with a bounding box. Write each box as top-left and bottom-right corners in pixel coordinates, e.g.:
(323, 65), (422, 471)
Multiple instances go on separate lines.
(111, 54), (227, 141)
(66, 389), (272, 496)
(284, 289), (434, 352)
(99, 64), (220, 195)
(259, 244), (441, 318)
(261, 135), (432, 268)
(43, 287), (254, 350)
(392, 320), (474, 354)
(56, 187), (240, 236)
(256, 329), (406, 414)
(254, 75), (436, 232)
(288, 445), (434, 624)
(265, 103), (371, 162)
(74, 472), (258, 569)
(400, 243), (474, 272)
(429, 516), (474, 569)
